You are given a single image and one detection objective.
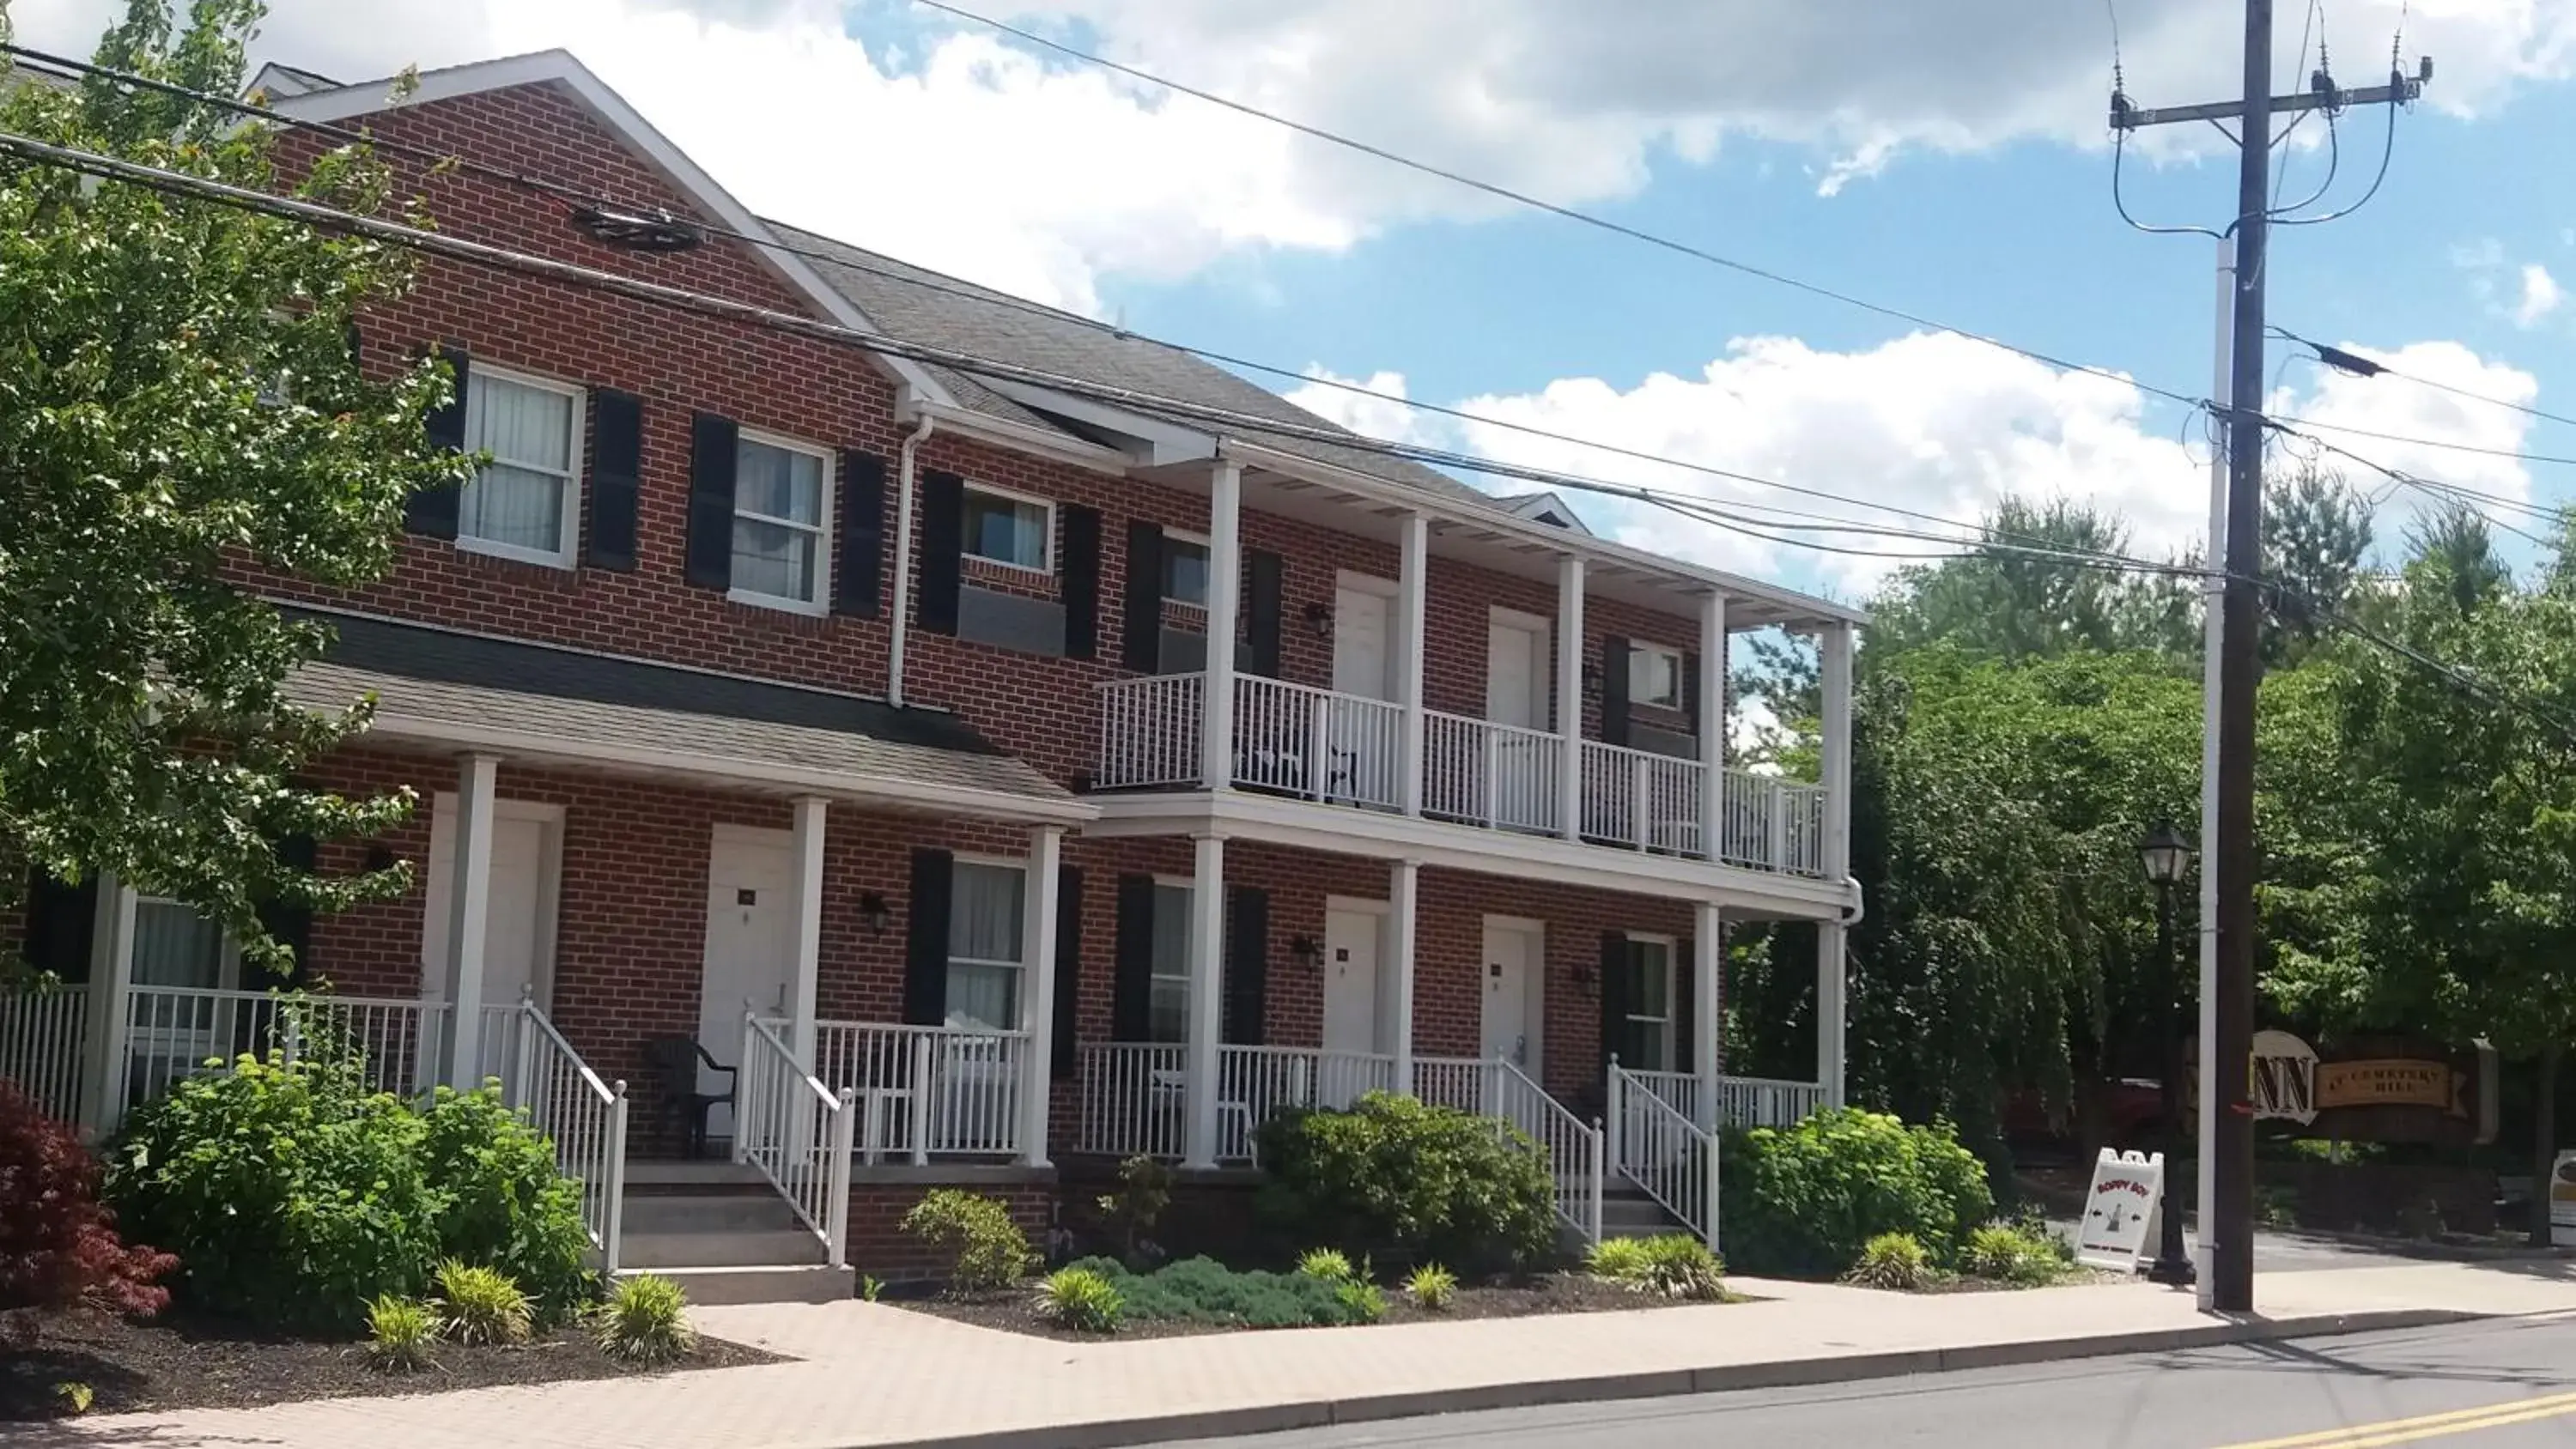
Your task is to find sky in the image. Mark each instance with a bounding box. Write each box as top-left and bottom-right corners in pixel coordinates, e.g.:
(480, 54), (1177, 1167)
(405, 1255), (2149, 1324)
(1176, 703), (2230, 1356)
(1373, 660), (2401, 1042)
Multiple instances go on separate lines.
(13, 0), (2576, 605)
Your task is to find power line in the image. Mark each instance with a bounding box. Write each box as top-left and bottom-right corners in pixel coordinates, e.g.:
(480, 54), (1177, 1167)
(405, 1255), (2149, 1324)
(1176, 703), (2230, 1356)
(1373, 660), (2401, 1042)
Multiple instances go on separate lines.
(2271, 324), (2576, 433)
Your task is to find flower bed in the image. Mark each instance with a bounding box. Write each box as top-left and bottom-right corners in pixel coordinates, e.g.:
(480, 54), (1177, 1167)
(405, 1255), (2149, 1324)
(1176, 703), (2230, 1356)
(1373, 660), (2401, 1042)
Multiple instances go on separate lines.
(901, 1269), (1705, 1343)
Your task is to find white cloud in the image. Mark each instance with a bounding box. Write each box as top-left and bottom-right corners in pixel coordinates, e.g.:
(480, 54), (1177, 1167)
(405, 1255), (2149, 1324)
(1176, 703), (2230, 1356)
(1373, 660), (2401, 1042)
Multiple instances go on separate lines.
(2514, 263), (2567, 327)
(2272, 340), (2537, 521)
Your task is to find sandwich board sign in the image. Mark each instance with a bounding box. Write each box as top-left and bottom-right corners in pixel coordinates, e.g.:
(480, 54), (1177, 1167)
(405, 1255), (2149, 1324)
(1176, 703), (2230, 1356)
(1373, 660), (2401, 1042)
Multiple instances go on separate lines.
(2077, 1148), (2166, 1273)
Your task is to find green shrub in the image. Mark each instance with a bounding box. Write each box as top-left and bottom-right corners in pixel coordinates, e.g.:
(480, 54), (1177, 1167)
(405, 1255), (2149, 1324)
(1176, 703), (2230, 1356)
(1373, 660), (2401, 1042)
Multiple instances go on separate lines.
(1295, 1247), (1356, 1283)
(433, 1259), (533, 1345)
(1844, 1232), (1935, 1291)
(363, 1294), (438, 1373)
(1033, 1267), (1123, 1334)
(596, 1274), (694, 1364)
(1590, 1234), (1727, 1300)
(1094, 1155), (1172, 1263)
(1964, 1223), (2067, 1287)
(1585, 1236), (1653, 1283)
(902, 1190), (1036, 1292)
(1717, 1108), (1993, 1278)
(418, 1086), (593, 1321)
(1404, 1263), (1457, 1310)
(1255, 1094), (1557, 1272)
(106, 1052), (441, 1331)
(1334, 1279), (1387, 1325)
(1064, 1255), (1360, 1329)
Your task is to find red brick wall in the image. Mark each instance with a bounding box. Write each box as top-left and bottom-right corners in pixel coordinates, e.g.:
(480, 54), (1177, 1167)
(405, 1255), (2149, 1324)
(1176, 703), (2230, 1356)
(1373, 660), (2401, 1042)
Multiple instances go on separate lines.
(847, 1179), (1055, 1282)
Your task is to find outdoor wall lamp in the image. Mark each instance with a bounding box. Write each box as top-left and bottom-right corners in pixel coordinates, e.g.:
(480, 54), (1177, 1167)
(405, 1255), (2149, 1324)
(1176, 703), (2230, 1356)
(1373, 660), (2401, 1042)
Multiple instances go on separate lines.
(859, 892), (891, 937)
(1570, 963), (1598, 997)
(1302, 602), (1334, 639)
(1288, 935), (1322, 971)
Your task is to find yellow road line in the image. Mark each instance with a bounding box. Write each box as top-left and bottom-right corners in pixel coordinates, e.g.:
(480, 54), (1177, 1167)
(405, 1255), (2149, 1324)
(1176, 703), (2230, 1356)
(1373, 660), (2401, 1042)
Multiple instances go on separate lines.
(2215, 1389), (2576, 1449)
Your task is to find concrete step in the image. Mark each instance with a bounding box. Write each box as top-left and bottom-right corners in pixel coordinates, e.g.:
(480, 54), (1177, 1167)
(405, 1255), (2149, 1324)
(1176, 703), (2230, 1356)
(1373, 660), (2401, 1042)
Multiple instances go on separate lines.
(622, 1228), (828, 1270)
(622, 1263), (853, 1307)
(621, 1193), (804, 1235)
(624, 1159), (769, 1191)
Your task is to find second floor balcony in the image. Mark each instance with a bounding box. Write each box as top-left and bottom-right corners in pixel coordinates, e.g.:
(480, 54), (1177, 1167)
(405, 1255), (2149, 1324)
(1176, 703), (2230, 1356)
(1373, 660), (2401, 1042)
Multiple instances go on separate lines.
(1096, 670), (1831, 878)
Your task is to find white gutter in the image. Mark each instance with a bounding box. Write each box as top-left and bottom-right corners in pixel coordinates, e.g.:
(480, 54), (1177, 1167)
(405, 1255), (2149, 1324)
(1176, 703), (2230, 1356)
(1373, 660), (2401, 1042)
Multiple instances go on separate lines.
(887, 412), (936, 707)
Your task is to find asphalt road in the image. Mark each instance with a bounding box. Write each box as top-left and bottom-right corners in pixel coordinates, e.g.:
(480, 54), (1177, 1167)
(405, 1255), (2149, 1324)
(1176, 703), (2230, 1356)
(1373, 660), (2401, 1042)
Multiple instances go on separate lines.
(1169, 1315), (2576, 1449)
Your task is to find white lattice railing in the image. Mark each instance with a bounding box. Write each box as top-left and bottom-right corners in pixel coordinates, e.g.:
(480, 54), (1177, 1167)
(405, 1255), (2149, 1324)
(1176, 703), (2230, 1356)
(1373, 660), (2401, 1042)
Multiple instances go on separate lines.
(485, 996), (630, 1273)
(1717, 1076), (1828, 1128)
(734, 1009), (854, 1269)
(807, 1021), (1025, 1163)
(1609, 1062), (1716, 1248)
(1097, 673), (1205, 788)
(0, 983), (88, 1123)
(120, 986), (445, 1117)
(1234, 676), (1403, 809)
(1075, 1042), (1186, 1159)
(1491, 1058), (1602, 1245)
(1423, 712), (1563, 833)
(1412, 1055), (1492, 1115)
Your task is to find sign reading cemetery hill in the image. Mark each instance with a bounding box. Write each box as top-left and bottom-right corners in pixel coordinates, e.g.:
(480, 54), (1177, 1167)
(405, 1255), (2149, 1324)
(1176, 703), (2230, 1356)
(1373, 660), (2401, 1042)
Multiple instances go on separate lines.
(2195, 1032), (2498, 1146)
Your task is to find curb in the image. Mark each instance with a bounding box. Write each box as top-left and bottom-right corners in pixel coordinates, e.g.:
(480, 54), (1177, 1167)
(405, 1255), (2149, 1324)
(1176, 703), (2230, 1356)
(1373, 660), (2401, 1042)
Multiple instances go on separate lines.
(870, 1307), (2493, 1449)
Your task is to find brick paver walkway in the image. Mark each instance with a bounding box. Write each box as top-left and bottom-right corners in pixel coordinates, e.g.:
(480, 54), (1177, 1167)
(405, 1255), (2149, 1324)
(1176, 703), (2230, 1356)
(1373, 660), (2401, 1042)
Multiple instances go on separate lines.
(21, 1262), (2576, 1449)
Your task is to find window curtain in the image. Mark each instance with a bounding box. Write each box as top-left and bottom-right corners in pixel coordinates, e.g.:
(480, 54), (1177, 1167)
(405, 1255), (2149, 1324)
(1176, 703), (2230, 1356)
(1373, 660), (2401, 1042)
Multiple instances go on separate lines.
(945, 864), (1024, 1032)
(131, 900), (224, 988)
(461, 376), (573, 552)
(1148, 883), (1191, 1042)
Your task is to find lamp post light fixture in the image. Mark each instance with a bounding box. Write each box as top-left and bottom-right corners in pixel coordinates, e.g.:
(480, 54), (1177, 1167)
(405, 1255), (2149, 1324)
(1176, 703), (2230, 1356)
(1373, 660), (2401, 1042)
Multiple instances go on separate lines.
(2139, 819), (2197, 1287)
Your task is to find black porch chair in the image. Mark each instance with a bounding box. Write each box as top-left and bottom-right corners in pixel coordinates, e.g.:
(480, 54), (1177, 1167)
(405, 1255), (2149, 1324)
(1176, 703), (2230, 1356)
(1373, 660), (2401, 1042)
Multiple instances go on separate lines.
(643, 1036), (736, 1159)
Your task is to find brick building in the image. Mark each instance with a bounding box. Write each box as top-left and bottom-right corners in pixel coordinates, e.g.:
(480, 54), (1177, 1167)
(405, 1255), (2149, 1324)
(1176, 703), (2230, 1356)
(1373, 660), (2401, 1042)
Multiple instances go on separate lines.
(3, 52), (1861, 1291)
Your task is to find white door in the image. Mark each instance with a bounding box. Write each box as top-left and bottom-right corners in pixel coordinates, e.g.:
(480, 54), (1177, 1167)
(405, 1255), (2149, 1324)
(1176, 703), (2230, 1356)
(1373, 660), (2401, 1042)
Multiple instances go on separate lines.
(1480, 919), (1543, 1076)
(700, 828), (797, 1136)
(1328, 584), (1398, 805)
(423, 803), (558, 1084)
(1485, 615), (1552, 828)
(1321, 907), (1382, 1106)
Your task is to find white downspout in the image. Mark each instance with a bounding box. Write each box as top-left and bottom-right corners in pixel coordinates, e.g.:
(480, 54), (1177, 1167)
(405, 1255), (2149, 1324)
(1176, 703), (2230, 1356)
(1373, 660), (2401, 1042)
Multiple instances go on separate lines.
(887, 411), (937, 707)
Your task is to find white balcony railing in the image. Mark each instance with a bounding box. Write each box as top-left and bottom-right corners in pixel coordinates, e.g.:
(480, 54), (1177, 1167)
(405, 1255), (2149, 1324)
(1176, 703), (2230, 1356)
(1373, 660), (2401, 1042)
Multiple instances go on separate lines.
(1075, 1042), (1186, 1159)
(1411, 1054), (1492, 1114)
(1096, 673), (1834, 879)
(1216, 1045), (1394, 1160)
(1716, 1076), (1829, 1129)
(120, 986), (445, 1118)
(0, 982), (88, 1123)
(807, 1021), (1026, 1163)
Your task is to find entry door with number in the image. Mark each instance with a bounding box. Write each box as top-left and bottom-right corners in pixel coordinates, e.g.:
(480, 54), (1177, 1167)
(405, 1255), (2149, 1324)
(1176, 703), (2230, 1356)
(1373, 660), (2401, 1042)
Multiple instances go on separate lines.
(699, 828), (796, 1137)
(1480, 919), (1542, 1076)
(1328, 582), (1399, 807)
(1320, 907), (1383, 1108)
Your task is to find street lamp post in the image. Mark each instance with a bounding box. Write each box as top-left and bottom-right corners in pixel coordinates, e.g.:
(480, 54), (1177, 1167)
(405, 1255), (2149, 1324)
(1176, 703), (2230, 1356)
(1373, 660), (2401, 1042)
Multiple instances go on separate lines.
(2140, 821), (2197, 1287)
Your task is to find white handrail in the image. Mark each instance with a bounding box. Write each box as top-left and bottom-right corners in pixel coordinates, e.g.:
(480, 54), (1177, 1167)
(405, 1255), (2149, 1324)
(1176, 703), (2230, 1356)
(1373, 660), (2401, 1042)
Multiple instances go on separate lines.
(734, 1009), (855, 1268)
(494, 998), (631, 1274)
(1609, 1062), (1717, 1249)
(1491, 1058), (1602, 1246)
(0, 982), (88, 1123)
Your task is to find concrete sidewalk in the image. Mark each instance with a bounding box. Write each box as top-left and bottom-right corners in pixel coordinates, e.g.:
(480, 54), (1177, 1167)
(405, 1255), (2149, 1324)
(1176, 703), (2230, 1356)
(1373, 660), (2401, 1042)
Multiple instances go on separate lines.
(28, 1261), (2576, 1449)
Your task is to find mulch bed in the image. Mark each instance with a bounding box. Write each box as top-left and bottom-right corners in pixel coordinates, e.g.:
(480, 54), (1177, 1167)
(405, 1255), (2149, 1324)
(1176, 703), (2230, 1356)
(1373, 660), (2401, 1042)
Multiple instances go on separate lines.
(904, 1272), (1717, 1342)
(0, 1306), (780, 1422)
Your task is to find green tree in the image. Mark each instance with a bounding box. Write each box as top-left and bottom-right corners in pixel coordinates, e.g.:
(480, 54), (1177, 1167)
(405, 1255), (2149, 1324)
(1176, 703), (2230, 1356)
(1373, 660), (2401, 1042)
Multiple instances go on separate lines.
(1, 0), (461, 973)
(2261, 464), (2375, 667)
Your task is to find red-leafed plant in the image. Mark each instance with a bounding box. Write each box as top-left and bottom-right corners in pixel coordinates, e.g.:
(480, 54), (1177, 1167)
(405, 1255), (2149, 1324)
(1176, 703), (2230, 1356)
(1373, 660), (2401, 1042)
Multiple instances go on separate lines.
(0, 1080), (175, 1339)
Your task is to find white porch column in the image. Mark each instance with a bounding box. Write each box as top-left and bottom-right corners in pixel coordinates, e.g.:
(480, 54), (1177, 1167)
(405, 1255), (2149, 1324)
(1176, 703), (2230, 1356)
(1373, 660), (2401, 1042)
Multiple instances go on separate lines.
(1555, 554), (1585, 840)
(1018, 826), (1064, 1167)
(1182, 833), (1226, 1168)
(442, 753), (501, 1088)
(1820, 623), (1855, 881)
(77, 875), (138, 1137)
(1698, 591), (1728, 863)
(1819, 920), (1847, 1108)
(1388, 859), (1420, 1094)
(1396, 512), (1429, 816)
(1692, 902), (1722, 1133)
(787, 797), (828, 1065)
(1200, 461), (1243, 791)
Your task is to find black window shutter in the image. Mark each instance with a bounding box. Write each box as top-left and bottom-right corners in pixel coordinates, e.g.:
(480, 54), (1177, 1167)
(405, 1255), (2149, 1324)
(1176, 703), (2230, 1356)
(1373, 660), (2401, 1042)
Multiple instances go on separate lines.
(1111, 874), (1157, 1042)
(835, 451), (887, 617)
(1246, 549), (1285, 677)
(23, 869), (99, 985)
(902, 848), (954, 1027)
(684, 411), (738, 590)
(586, 388), (643, 572)
(1674, 937), (1695, 1075)
(1600, 635), (1631, 747)
(1598, 931), (1631, 1074)
(1681, 650), (1702, 737)
(1222, 885), (1267, 1047)
(343, 324), (363, 370)
(1051, 866), (1084, 1078)
(1121, 521), (1163, 671)
(1060, 504), (1103, 659)
(404, 343), (468, 539)
(255, 834), (319, 989)
(916, 470), (964, 636)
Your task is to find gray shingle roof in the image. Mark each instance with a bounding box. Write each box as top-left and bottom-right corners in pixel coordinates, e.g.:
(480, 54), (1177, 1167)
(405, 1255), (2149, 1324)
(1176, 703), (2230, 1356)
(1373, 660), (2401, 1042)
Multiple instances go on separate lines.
(768, 222), (1490, 508)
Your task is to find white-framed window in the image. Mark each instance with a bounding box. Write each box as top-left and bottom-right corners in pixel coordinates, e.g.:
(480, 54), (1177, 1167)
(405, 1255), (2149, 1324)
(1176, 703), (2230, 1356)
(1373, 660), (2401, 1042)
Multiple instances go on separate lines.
(1630, 643), (1685, 711)
(1162, 530), (1212, 609)
(1621, 933), (1675, 1072)
(730, 431), (833, 613)
(946, 860), (1026, 1034)
(458, 367), (586, 568)
(130, 898), (239, 990)
(1148, 881), (1194, 1043)
(963, 483), (1053, 573)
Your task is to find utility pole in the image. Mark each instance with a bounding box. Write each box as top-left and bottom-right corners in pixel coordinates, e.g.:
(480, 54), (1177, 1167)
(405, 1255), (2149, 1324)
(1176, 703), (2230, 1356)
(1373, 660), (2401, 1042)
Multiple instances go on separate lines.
(2111, 9), (2429, 1314)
